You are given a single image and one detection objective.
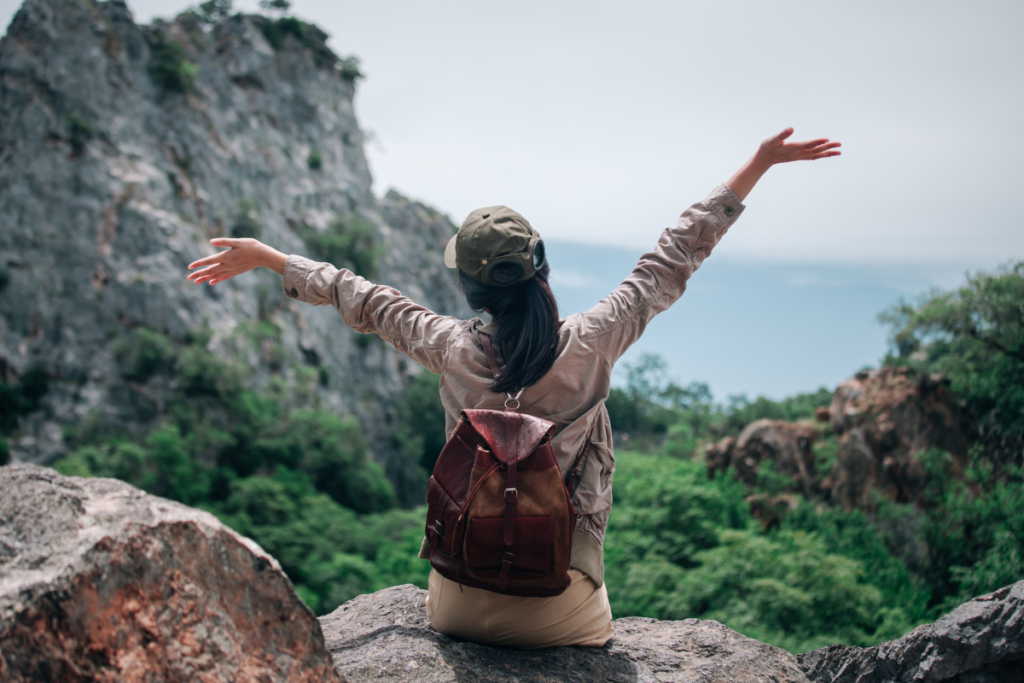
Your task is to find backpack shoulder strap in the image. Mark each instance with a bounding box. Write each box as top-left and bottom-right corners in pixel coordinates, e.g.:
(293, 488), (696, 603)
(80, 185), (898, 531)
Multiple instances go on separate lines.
(475, 328), (502, 381)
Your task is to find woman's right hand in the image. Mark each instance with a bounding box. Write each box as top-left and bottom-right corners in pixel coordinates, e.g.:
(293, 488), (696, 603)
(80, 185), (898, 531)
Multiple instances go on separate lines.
(186, 238), (288, 286)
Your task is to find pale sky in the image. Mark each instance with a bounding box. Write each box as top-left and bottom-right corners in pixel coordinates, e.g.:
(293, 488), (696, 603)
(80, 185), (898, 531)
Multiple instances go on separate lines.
(4, 0), (1022, 268)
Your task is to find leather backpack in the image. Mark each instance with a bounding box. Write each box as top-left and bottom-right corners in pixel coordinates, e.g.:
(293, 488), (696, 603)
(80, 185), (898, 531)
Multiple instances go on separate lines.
(424, 331), (577, 597)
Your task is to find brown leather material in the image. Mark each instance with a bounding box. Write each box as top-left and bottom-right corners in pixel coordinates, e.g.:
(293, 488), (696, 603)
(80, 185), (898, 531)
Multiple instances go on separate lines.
(473, 445), (496, 470)
(503, 460), (518, 547)
(468, 517), (555, 576)
(462, 409), (556, 466)
(427, 405), (575, 597)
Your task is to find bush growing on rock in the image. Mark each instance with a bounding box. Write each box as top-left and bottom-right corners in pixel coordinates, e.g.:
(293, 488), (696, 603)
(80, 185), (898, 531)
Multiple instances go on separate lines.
(301, 213), (382, 279)
(230, 199), (263, 239)
(147, 36), (198, 94)
(66, 112), (95, 152)
(112, 327), (177, 382)
(0, 365), (49, 434)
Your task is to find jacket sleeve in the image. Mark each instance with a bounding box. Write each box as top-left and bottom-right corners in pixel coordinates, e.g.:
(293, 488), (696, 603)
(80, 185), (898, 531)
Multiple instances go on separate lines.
(576, 183), (745, 362)
(282, 255), (459, 374)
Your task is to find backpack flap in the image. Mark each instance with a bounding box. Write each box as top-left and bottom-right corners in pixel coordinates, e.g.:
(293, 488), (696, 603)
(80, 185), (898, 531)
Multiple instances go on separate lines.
(461, 409), (555, 465)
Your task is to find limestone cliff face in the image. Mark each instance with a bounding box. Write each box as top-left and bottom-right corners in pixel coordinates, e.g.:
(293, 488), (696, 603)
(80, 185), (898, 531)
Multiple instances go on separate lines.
(0, 0), (470, 491)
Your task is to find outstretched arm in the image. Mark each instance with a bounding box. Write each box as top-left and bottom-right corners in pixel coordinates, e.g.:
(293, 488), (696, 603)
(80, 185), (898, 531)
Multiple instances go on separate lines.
(577, 127), (841, 362)
(186, 239), (459, 374)
(726, 127), (841, 202)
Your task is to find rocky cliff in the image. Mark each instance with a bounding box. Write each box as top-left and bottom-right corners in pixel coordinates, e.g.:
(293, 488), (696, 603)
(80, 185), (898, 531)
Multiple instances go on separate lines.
(3, 465), (1021, 683)
(706, 366), (974, 521)
(0, 0), (470, 498)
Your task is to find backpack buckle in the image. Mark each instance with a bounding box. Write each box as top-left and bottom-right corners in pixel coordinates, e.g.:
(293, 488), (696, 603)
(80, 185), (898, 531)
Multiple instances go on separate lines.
(505, 487), (518, 501)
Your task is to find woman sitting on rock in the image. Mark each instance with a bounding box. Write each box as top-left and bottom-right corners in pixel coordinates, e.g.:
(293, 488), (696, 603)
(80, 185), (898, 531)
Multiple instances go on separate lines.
(186, 128), (840, 648)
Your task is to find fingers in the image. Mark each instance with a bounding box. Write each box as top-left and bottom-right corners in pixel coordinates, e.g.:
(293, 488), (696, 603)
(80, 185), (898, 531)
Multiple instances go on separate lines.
(186, 265), (220, 281)
(187, 254), (224, 270)
(768, 127), (795, 145)
(191, 268), (242, 285)
(187, 239), (247, 270)
(802, 141), (842, 155)
(810, 150), (841, 160)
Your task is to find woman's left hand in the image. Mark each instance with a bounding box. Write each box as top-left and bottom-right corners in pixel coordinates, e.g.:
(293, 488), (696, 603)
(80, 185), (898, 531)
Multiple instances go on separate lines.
(754, 127), (842, 167)
(726, 127), (842, 202)
(186, 238), (287, 285)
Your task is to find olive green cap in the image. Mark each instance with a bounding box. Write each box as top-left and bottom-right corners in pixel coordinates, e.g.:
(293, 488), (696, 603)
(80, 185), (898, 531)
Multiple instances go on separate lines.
(444, 205), (545, 287)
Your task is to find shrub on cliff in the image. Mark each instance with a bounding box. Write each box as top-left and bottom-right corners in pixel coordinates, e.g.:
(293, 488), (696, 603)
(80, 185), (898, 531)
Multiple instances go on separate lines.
(0, 365), (49, 434)
(301, 214), (382, 279)
(230, 199), (263, 239)
(147, 35), (198, 94)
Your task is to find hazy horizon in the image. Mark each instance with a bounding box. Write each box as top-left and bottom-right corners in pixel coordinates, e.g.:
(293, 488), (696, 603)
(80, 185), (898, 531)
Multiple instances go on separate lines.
(2, 0), (1020, 271)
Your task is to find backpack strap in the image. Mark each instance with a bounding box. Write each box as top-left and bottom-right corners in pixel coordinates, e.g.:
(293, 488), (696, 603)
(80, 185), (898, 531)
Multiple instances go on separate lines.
(475, 328), (503, 380)
(475, 328), (524, 411)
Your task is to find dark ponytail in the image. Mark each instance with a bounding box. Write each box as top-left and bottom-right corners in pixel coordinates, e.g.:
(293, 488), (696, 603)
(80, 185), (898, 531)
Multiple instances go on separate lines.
(459, 263), (560, 394)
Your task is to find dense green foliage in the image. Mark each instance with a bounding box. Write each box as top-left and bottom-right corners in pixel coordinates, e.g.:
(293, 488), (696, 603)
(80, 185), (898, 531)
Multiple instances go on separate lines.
(231, 199), (263, 239)
(196, 0), (233, 25)
(881, 261), (1024, 470)
(52, 325), (409, 614)
(300, 214), (382, 279)
(32, 261), (1022, 650)
(0, 365), (48, 434)
(393, 371), (448, 473)
(259, 16), (345, 72)
(604, 452), (925, 653)
(605, 352), (832, 453)
(146, 36), (198, 94)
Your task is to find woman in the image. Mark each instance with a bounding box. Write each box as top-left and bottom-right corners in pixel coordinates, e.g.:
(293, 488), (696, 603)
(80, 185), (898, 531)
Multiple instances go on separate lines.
(187, 127), (840, 648)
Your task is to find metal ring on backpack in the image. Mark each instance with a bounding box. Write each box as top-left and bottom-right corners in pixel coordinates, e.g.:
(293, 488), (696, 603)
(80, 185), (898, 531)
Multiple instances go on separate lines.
(504, 389), (524, 412)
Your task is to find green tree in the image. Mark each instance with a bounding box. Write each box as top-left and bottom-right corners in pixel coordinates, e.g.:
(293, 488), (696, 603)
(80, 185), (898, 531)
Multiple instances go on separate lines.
(881, 261), (1024, 470)
(393, 371), (447, 472)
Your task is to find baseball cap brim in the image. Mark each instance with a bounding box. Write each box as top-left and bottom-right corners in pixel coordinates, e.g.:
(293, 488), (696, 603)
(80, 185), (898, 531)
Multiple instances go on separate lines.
(444, 233), (458, 269)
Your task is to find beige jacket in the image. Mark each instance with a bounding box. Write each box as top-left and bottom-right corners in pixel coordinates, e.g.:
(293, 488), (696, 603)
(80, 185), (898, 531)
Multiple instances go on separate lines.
(282, 183), (745, 586)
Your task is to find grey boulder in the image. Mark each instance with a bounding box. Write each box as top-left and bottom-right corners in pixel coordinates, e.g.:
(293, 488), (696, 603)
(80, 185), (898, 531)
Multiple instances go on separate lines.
(0, 464), (343, 683)
(798, 580), (1024, 682)
(320, 584), (810, 683)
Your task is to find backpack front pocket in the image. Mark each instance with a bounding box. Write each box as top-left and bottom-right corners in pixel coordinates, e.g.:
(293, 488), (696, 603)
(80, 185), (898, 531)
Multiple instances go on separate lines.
(465, 516), (554, 577)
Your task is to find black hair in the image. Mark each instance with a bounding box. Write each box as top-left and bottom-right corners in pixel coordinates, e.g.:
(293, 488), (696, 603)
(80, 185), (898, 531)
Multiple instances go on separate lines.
(459, 262), (560, 394)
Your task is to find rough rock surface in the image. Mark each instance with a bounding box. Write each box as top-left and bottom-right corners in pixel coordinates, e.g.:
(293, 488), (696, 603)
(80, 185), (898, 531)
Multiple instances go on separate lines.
(827, 366), (973, 511)
(0, 464), (343, 682)
(706, 419), (817, 491)
(705, 366), (974, 516)
(319, 584), (810, 683)
(798, 580), (1024, 683)
(0, 0), (470, 497)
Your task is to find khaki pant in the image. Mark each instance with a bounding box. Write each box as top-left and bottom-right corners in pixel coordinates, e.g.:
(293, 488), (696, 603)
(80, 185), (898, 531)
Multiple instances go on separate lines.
(426, 568), (613, 649)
